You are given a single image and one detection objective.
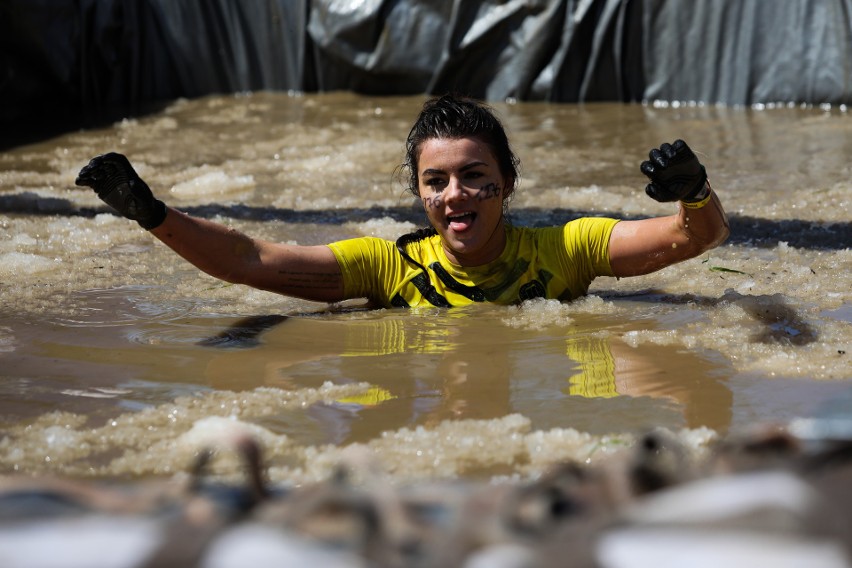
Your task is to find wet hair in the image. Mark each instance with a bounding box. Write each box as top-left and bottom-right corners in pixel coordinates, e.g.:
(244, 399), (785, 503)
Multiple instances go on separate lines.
(401, 93), (520, 199)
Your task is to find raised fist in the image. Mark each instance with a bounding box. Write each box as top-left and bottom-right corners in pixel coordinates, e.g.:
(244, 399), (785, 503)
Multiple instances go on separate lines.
(76, 153), (166, 230)
(640, 140), (708, 203)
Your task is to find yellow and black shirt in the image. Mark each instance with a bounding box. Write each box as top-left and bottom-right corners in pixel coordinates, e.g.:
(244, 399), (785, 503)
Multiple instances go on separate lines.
(329, 218), (619, 308)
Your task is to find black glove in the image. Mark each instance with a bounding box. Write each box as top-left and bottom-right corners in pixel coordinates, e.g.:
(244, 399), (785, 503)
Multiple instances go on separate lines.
(640, 139), (708, 203)
(75, 152), (167, 230)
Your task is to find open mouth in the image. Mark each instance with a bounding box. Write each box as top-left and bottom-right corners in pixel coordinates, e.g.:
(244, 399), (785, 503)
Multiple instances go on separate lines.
(447, 211), (476, 232)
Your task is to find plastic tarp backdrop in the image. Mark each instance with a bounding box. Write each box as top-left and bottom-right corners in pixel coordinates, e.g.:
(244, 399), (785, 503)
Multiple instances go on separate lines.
(3, 0), (852, 128)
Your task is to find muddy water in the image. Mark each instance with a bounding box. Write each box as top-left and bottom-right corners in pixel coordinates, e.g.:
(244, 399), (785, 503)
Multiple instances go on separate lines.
(0, 93), (849, 483)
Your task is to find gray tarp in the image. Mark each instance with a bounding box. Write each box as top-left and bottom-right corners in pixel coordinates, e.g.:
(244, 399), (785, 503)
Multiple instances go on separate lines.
(3, 0), (852, 143)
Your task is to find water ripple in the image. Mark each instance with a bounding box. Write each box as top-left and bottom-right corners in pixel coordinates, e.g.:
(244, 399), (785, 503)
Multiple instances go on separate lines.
(50, 286), (199, 328)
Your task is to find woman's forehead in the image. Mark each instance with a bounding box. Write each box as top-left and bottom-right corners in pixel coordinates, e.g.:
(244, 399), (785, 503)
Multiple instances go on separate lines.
(418, 137), (496, 169)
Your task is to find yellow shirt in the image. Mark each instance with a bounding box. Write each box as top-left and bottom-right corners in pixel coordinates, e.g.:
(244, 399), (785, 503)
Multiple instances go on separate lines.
(328, 218), (619, 308)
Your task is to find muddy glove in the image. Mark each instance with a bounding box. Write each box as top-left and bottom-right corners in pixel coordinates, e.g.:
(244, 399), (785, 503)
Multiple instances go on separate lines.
(640, 139), (708, 203)
(75, 153), (167, 230)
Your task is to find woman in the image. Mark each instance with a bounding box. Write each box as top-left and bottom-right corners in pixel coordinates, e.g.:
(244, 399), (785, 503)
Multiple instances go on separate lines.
(75, 94), (729, 308)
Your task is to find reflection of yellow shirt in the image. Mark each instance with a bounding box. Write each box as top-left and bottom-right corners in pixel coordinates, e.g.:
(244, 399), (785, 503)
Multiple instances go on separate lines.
(339, 317), (451, 355)
(329, 219), (618, 308)
(565, 336), (618, 398)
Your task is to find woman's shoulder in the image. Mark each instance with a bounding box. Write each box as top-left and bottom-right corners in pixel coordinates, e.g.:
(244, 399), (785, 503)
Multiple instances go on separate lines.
(506, 223), (563, 244)
(510, 218), (619, 256)
(328, 235), (399, 264)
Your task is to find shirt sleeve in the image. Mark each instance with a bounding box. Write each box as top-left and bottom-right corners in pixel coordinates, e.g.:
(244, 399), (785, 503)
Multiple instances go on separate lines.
(563, 217), (619, 278)
(327, 237), (401, 305)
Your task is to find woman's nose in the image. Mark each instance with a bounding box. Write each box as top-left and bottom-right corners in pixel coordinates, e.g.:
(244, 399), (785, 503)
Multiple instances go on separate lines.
(444, 176), (468, 201)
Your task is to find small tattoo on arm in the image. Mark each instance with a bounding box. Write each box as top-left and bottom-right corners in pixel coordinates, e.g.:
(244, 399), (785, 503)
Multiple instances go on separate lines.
(278, 270), (341, 290)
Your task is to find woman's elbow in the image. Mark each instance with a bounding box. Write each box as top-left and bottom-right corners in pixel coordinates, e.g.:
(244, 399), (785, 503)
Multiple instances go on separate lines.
(704, 221), (731, 251)
(686, 225), (729, 259)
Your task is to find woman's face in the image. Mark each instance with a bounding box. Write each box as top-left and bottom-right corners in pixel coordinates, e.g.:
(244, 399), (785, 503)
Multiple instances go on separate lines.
(417, 137), (510, 266)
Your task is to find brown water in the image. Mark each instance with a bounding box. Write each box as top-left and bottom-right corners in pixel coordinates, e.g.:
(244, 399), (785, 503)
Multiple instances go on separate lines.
(0, 93), (849, 483)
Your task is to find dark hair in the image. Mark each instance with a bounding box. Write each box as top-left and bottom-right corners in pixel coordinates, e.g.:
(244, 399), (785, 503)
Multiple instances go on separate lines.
(401, 94), (520, 198)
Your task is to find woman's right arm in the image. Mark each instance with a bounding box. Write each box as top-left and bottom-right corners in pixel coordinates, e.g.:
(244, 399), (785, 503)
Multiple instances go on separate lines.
(76, 152), (346, 303)
(151, 209), (345, 302)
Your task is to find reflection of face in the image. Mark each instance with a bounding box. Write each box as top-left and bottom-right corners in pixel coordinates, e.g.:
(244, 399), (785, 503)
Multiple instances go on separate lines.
(417, 137), (508, 266)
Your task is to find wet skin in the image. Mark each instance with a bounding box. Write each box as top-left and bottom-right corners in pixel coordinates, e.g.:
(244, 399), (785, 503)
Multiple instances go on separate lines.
(417, 137), (511, 266)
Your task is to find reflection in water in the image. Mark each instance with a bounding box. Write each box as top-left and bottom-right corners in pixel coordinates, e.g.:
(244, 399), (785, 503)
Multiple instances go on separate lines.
(202, 306), (733, 445)
(2, 297), (744, 479)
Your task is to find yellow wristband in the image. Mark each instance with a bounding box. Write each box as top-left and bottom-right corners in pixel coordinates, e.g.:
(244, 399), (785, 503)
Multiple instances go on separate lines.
(681, 187), (712, 209)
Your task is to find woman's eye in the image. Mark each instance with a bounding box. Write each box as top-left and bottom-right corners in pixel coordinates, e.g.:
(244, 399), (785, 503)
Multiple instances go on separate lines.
(424, 178), (446, 190)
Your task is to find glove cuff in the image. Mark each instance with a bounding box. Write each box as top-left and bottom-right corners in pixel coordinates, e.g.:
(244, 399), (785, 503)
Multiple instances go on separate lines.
(680, 166), (709, 202)
(137, 199), (167, 230)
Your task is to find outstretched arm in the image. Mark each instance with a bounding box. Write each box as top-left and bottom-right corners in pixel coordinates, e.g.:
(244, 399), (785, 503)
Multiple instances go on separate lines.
(608, 140), (730, 277)
(150, 211), (345, 301)
(76, 153), (346, 303)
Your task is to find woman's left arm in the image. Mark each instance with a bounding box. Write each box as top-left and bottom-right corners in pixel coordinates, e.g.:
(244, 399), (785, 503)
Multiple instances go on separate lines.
(608, 140), (730, 277)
